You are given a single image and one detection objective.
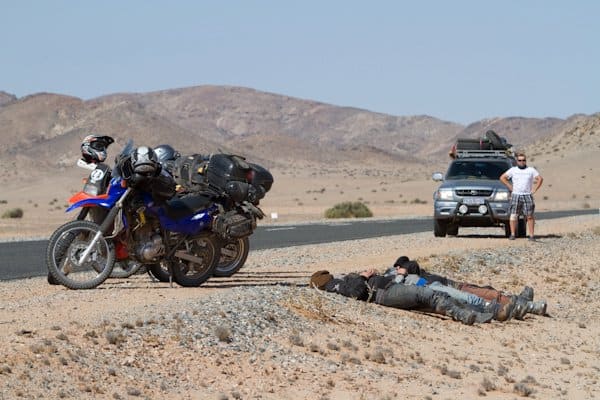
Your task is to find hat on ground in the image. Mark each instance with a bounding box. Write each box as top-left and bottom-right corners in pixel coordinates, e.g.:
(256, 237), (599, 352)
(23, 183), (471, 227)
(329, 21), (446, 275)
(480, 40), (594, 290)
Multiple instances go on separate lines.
(310, 270), (333, 290)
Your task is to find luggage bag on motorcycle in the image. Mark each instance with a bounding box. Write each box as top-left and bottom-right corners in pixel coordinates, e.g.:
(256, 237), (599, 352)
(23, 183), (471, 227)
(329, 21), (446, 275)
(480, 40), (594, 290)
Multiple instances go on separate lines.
(173, 153), (252, 200)
(205, 153), (251, 190)
(249, 163), (274, 193)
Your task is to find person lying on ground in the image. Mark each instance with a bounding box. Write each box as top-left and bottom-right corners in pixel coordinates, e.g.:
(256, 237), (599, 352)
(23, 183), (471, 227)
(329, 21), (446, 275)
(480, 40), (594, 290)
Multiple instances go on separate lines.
(309, 269), (494, 325)
(384, 256), (547, 320)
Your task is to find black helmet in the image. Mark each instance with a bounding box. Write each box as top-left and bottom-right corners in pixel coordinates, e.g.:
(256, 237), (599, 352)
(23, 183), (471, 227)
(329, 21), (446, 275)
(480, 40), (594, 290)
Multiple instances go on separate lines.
(154, 144), (180, 163)
(131, 146), (160, 177)
(81, 135), (114, 163)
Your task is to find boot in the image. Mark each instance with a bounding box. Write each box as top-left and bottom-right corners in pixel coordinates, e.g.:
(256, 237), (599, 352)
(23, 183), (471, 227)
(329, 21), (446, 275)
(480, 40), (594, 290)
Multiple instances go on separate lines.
(482, 300), (513, 322)
(525, 300), (547, 316)
(431, 294), (477, 325)
(519, 286), (534, 301)
(511, 297), (547, 320)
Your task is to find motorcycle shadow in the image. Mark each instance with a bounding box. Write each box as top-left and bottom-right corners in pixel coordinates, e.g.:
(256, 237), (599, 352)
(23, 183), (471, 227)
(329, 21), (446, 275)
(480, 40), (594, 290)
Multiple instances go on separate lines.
(205, 270), (312, 289)
(96, 270), (313, 290)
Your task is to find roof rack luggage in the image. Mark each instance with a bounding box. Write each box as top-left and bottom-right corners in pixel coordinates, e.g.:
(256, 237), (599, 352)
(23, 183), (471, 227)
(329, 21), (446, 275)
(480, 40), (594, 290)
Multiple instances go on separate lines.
(449, 130), (514, 159)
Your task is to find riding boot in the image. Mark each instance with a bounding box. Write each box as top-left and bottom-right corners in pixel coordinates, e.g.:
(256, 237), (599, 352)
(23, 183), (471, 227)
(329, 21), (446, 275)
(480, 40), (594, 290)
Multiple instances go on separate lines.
(525, 300), (547, 316)
(519, 286), (534, 301)
(482, 299), (514, 322)
(511, 297), (547, 319)
(430, 293), (478, 325)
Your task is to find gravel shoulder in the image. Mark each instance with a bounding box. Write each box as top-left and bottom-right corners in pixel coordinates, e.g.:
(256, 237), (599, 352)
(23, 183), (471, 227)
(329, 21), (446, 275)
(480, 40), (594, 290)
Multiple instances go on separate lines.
(1, 215), (599, 399)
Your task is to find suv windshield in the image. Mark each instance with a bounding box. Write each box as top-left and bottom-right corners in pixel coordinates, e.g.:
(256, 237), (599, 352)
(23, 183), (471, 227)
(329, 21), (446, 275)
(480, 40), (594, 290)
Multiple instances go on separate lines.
(446, 160), (509, 180)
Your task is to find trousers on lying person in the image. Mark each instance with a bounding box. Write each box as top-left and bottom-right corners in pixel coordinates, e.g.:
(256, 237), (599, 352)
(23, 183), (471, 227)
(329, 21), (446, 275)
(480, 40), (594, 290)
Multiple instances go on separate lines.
(428, 281), (486, 307)
(458, 283), (512, 305)
(376, 283), (436, 309)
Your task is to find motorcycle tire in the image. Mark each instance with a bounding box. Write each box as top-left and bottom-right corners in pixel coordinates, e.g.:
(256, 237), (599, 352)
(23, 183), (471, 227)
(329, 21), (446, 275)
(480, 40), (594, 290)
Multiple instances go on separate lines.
(46, 220), (115, 289)
(75, 206), (131, 278)
(148, 262), (171, 282)
(110, 261), (143, 279)
(171, 234), (220, 287)
(213, 237), (250, 277)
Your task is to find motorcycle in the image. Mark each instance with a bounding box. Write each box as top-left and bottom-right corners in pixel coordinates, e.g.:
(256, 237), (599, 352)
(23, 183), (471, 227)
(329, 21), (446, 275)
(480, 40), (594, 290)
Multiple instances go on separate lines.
(67, 158), (146, 279)
(164, 152), (273, 278)
(61, 141), (273, 282)
(46, 141), (222, 289)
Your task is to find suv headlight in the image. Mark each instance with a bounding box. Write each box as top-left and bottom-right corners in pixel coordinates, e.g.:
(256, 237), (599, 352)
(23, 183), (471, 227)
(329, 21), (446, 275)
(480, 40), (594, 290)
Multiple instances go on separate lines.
(493, 190), (509, 201)
(436, 188), (454, 201)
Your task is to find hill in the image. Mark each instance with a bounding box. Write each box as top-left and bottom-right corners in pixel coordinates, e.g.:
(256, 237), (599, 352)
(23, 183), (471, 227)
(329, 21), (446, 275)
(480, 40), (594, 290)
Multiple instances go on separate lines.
(1, 85), (592, 182)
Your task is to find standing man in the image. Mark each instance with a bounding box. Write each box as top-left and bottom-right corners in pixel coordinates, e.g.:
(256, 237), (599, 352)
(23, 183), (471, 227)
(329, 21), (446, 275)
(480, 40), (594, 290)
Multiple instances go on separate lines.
(500, 152), (543, 240)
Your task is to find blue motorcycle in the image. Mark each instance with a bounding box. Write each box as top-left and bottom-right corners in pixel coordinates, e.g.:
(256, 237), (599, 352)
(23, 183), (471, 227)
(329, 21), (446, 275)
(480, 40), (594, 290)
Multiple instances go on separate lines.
(46, 141), (222, 289)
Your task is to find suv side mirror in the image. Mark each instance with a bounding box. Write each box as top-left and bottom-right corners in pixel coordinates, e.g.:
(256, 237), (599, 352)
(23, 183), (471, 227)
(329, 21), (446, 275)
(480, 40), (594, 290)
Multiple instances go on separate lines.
(432, 172), (444, 181)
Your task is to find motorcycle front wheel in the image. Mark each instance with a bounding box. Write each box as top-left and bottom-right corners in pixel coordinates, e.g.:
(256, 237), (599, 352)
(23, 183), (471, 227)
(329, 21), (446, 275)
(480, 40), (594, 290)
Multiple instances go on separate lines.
(213, 237), (250, 277)
(171, 234), (220, 287)
(46, 220), (115, 289)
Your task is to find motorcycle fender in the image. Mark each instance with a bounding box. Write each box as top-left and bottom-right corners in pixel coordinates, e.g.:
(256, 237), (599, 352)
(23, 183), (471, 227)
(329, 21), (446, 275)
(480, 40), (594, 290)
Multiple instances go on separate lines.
(66, 193), (110, 212)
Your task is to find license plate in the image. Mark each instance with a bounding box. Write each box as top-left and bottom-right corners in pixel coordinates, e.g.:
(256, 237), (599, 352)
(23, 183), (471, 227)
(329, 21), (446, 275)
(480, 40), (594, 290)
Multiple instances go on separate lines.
(462, 197), (485, 205)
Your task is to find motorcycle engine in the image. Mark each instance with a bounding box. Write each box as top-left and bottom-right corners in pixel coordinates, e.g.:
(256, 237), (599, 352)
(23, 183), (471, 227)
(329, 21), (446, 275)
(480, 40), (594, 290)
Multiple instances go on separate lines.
(132, 223), (165, 262)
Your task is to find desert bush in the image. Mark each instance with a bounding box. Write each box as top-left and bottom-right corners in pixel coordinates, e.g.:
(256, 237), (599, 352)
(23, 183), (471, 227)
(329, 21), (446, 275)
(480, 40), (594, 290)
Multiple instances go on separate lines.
(325, 201), (373, 219)
(1, 208), (23, 219)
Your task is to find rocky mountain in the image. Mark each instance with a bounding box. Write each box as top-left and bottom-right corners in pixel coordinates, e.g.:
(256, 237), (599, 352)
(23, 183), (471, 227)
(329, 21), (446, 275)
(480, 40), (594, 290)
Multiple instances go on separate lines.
(0, 85), (596, 183)
(0, 91), (17, 107)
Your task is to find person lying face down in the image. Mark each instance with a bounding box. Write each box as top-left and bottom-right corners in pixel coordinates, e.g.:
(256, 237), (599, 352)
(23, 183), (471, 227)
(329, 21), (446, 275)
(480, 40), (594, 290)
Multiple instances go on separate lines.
(309, 269), (492, 325)
(383, 256), (547, 320)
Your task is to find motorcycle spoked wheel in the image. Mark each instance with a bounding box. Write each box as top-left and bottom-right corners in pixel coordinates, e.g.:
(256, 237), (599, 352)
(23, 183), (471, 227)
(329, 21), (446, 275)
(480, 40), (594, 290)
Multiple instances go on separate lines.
(76, 207), (139, 279)
(46, 220), (115, 289)
(148, 262), (171, 282)
(171, 235), (220, 287)
(213, 237), (250, 277)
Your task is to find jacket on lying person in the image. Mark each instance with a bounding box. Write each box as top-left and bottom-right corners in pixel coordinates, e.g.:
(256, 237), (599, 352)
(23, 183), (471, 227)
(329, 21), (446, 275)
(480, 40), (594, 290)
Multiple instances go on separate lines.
(312, 271), (395, 302)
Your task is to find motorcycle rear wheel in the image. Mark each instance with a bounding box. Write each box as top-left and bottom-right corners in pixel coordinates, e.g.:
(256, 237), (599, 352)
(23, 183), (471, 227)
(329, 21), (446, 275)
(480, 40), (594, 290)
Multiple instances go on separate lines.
(46, 220), (115, 289)
(213, 237), (250, 277)
(171, 234), (220, 287)
(148, 262), (171, 282)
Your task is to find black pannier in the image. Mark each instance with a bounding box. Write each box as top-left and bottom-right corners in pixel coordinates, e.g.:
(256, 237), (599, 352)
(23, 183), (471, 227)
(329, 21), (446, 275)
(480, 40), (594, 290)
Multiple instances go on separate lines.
(205, 153), (251, 189)
(172, 153), (251, 194)
(249, 163), (274, 193)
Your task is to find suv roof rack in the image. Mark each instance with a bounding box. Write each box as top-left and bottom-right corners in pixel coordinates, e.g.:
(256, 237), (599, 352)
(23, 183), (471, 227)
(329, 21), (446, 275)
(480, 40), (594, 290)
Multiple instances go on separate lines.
(454, 149), (514, 159)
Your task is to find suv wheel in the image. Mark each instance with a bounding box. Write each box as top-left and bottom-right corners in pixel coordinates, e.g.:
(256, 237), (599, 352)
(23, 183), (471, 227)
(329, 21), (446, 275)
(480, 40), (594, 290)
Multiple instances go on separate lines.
(434, 219), (448, 237)
(517, 218), (527, 238)
(447, 224), (459, 236)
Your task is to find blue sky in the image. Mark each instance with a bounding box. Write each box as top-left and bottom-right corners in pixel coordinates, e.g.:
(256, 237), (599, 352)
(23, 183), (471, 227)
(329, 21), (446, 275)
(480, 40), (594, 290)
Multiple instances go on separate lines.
(1, 1), (598, 124)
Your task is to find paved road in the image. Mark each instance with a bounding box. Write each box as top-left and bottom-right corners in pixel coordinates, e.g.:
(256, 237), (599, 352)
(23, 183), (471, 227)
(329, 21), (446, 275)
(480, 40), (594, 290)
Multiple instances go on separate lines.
(0, 208), (596, 281)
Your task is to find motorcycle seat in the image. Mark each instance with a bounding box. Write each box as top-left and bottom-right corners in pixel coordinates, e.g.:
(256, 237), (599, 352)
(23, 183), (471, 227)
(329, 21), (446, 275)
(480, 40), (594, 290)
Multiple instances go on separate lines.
(163, 194), (213, 220)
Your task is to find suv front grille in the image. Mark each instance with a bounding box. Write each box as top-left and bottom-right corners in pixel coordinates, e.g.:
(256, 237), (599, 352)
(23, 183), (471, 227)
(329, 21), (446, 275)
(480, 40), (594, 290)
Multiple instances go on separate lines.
(456, 189), (493, 197)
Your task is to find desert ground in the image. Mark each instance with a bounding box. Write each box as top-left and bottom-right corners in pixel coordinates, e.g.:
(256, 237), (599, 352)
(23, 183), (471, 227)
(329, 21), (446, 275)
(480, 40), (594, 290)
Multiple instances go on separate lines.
(0, 147), (599, 399)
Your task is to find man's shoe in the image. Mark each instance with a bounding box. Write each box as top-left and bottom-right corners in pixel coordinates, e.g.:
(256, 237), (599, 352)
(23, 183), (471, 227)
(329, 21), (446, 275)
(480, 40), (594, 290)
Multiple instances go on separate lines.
(508, 235), (516, 240)
(528, 236), (536, 241)
(519, 286), (534, 301)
